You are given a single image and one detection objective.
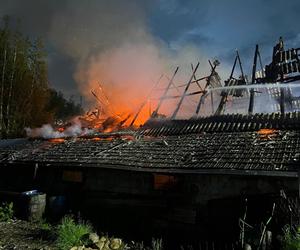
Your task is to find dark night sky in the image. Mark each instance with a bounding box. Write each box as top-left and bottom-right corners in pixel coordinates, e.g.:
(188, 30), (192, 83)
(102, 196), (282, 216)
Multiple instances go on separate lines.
(1, 0), (300, 103)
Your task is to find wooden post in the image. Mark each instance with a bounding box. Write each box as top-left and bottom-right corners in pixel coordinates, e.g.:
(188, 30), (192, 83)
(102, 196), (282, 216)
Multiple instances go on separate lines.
(152, 67), (179, 117)
(248, 45), (259, 114)
(195, 63), (218, 116)
(130, 74), (163, 126)
(266, 231), (272, 250)
(215, 54), (238, 115)
(236, 50), (246, 81)
(280, 89), (285, 114)
(191, 63), (203, 91)
(211, 91), (214, 114)
(171, 62), (199, 119)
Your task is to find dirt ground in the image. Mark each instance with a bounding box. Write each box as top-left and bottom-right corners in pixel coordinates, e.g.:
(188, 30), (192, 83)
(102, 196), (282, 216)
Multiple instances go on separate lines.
(0, 220), (56, 250)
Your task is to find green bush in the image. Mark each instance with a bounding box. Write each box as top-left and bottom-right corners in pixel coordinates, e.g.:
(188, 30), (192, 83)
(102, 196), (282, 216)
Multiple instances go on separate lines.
(0, 202), (13, 222)
(281, 225), (300, 250)
(56, 215), (92, 250)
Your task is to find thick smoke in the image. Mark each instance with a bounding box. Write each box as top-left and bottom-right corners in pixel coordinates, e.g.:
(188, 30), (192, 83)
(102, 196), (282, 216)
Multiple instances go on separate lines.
(0, 0), (228, 120)
(25, 120), (94, 139)
(46, 1), (217, 119)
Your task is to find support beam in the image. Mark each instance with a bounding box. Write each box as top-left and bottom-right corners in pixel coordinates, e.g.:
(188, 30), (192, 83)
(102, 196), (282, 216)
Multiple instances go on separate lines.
(248, 44), (259, 114)
(279, 72), (285, 114)
(191, 63), (203, 91)
(211, 91), (214, 114)
(195, 63), (218, 116)
(280, 88), (285, 114)
(237, 50), (246, 81)
(171, 63), (200, 119)
(215, 53), (238, 115)
(130, 74), (163, 126)
(152, 67), (179, 118)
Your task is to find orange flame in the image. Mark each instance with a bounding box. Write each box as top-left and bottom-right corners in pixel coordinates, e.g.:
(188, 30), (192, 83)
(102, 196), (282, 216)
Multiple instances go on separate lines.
(49, 138), (65, 143)
(257, 128), (277, 135)
(57, 127), (65, 132)
(91, 137), (101, 141)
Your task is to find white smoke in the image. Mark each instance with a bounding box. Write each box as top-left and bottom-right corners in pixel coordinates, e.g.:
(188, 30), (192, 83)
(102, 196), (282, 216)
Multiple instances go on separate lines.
(25, 120), (94, 139)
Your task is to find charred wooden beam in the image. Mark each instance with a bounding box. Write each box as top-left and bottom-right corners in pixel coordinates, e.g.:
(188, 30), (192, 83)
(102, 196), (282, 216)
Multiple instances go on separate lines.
(248, 44), (259, 114)
(171, 62), (200, 119)
(215, 52), (238, 115)
(130, 74), (163, 126)
(152, 67), (179, 118)
(195, 62), (218, 116)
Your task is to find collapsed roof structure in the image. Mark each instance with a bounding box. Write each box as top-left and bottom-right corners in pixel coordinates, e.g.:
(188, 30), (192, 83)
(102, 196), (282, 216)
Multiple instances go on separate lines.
(0, 38), (299, 246)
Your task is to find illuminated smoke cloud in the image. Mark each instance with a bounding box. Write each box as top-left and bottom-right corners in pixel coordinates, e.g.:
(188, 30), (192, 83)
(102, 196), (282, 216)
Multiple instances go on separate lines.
(25, 120), (94, 139)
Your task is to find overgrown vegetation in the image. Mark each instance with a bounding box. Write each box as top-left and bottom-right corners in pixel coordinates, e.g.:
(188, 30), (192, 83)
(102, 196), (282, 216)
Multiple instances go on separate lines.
(55, 215), (164, 250)
(0, 202), (13, 222)
(37, 218), (57, 240)
(0, 16), (83, 138)
(56, 215), (92, 250)
(281, 225), (300, 250)
(128, 239), (163, 250)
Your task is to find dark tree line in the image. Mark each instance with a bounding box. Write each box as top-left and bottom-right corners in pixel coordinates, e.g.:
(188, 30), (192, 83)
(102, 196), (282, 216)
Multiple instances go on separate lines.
(46, 89), (83, 121)
(0, 17), (83, 138)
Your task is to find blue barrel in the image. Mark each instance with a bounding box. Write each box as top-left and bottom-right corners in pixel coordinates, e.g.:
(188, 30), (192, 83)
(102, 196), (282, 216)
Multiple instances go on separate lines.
(47, 196), (66, 219)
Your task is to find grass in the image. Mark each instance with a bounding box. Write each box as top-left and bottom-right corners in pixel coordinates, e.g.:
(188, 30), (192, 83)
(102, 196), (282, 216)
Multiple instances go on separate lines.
(37, 219), (57, 241)
(0, 202), (13, 222)
(151, 238), (163, 250)
(128, 238), (163, 250)
(56, 215), (92, 250)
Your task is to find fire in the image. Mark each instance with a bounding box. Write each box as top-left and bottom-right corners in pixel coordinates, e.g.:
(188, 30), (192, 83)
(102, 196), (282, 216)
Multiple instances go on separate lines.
(257, 128), (278, 140)
(78, 80), (157, 132)
(57, 127), (65, 132)
(49, 138), (65, 143)
(257, 128), (277, 135)
(91, 137), (101, 141)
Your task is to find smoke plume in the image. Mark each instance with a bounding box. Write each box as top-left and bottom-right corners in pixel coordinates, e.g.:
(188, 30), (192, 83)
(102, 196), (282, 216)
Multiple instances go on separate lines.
(47, 1), (216, 121)
(1, 0), (229, 121)
(25, 120), (94, 139)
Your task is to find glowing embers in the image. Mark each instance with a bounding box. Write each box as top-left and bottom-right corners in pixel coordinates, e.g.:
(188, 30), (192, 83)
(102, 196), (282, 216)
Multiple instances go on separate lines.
(87, 134), (134, 142)
(48, 138), (66, 143)
(57, 127), (65, 132)
(79, 112), (133, 133)
(89, 137), (113, 141)
(153, 174), (178, 190)
(91, 137), (102, 141)
(257, 128), (278, 139)
(257, 128), (276, 135)
(48, 134), (135, 143)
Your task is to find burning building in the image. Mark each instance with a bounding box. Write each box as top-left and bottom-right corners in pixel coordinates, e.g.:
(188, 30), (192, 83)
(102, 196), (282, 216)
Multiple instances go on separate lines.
(0, 38), (299, 247)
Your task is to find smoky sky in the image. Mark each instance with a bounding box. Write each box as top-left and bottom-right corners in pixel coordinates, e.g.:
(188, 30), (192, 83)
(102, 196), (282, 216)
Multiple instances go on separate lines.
(1, 0), (300, 102)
